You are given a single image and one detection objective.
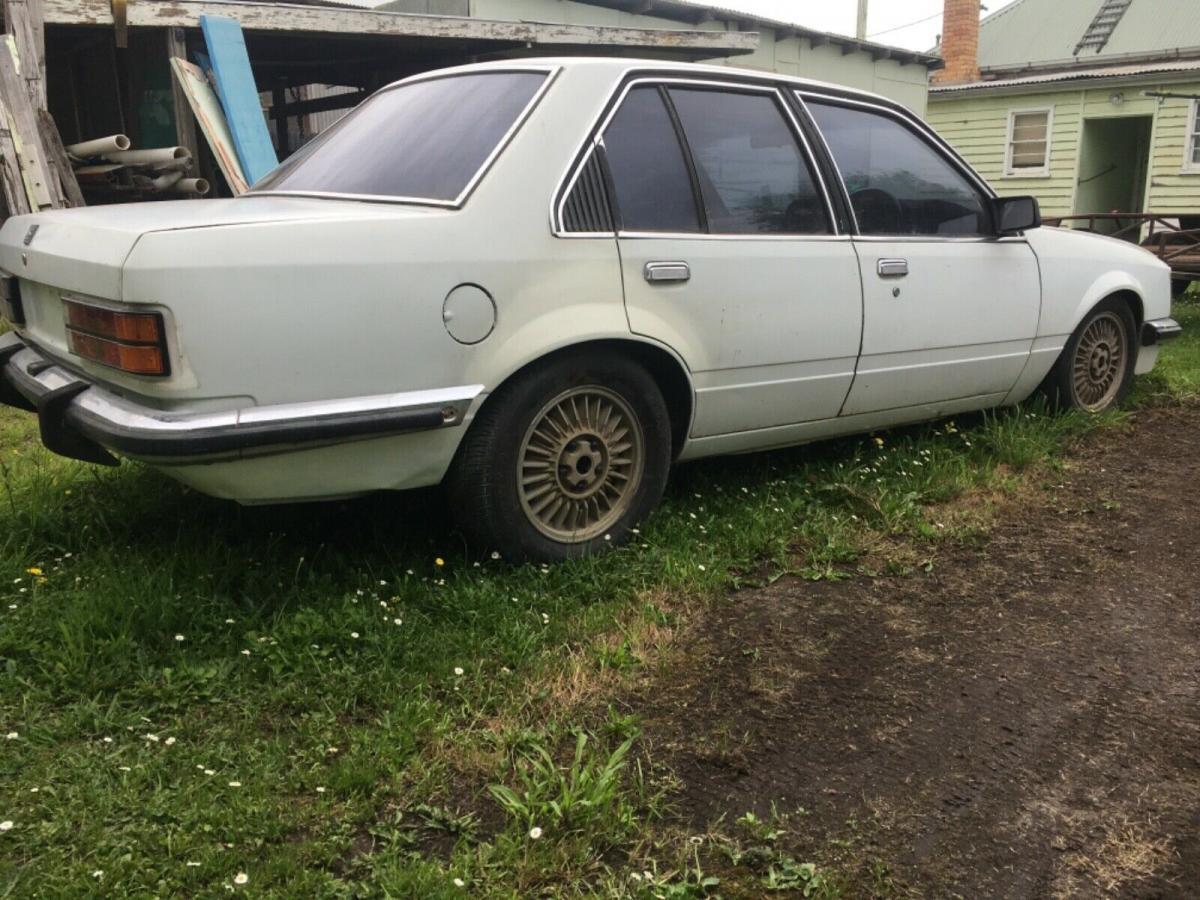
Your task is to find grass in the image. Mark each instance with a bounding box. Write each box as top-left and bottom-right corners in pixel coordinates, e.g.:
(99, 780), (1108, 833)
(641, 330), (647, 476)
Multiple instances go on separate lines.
(0, 299), (1197, 896)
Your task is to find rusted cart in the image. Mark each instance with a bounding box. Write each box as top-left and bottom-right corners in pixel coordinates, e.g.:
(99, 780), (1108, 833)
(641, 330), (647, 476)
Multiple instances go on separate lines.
(1043, 213), (1200, 297)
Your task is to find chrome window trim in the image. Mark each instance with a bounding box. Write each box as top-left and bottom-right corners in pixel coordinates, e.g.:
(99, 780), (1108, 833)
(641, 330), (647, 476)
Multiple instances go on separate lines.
(552, 74), (840, 240)
(251, 65), (560, 209)
(615, 231), (852, 242)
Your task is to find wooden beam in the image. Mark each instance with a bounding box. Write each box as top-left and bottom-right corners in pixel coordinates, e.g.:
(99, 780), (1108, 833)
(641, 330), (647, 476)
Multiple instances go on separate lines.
(42, 0), (760, 53)
(165, 27), (199, 162)
(0, 36), (58, 207)
(5, 0), (46, 108)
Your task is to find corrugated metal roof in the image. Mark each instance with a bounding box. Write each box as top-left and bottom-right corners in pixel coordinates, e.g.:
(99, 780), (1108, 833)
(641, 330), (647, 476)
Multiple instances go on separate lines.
(976, 0), (1200, 71)
(931, 57), (1200, 93)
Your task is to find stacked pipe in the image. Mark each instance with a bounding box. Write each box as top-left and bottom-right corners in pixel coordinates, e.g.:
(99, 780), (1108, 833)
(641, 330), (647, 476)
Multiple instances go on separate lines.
(67, 135), (210, 198)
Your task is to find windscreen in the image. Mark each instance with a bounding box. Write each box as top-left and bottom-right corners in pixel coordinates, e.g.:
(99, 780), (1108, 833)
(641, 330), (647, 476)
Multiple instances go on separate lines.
(252, 71), (548, 202)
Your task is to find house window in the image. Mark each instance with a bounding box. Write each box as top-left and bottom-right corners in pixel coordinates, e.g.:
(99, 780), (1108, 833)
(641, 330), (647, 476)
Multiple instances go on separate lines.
(1005, 108), (1052, 176)
(1187, 100), (1200, 172)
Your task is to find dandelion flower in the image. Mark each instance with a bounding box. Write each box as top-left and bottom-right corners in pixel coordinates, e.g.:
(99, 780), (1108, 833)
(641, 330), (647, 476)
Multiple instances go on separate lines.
(529, 826), (543, 840)
(0, 821), (12, 832)
(453, 666), (464, 676)
(25, 567), (41, 576)
(234, 872), (248, 885)
(435, 558), (445, 568)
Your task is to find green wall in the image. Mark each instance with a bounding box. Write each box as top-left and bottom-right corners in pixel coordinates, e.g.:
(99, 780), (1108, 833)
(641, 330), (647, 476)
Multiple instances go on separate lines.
(928, 79), (1200, 217)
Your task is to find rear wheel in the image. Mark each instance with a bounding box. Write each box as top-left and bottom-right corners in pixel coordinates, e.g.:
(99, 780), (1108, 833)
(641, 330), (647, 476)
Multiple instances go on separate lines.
(1042, 297), (1137, 413)
(447, 353), (671, 562)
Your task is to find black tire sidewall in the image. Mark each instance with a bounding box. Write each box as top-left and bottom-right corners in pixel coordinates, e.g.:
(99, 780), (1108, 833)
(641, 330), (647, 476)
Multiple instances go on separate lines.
(1053, 297), (1138, 412)
(450, 353), (672, 561)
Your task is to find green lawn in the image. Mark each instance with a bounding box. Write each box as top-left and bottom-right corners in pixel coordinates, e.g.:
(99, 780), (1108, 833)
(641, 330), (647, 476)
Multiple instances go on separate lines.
(1, 301), (1197, 897)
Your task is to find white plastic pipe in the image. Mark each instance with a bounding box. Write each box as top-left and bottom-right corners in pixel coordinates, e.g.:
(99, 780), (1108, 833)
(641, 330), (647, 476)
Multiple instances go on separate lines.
(103, 147), (191, 166)
(150, 156), (193, 174)
(171, 178), (210, 196)
(66, 134), (130, 158)
(150, 171), (184, 191)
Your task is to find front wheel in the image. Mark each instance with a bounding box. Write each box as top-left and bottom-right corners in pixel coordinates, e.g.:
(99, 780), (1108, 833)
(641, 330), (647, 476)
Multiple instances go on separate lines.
(447, 353), (672, 562)
(1042, 297), (1137, 413)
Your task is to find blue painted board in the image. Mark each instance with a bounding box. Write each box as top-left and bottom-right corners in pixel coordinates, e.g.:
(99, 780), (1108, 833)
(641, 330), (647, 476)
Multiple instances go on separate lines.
(199, 15), (277, 184)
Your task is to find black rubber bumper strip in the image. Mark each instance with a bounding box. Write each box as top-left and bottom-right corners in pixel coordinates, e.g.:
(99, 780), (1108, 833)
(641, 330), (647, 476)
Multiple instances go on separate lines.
(1142, 320), (1183, 346)
(63, 403), (448, 458)
(0, 342), (36, 412)
(37, 382), (120, 466)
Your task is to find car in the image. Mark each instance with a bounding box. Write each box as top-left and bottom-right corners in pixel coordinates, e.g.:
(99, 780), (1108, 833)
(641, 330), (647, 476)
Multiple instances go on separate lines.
(0, 58), (1183, 561)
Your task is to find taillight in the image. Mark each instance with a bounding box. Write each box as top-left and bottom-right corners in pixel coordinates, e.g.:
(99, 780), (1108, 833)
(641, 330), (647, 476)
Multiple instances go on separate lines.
(62, 298), (170, 376)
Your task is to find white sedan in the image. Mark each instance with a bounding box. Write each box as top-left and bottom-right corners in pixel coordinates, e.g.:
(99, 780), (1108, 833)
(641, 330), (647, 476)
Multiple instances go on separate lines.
(0, 59), (1182, 561)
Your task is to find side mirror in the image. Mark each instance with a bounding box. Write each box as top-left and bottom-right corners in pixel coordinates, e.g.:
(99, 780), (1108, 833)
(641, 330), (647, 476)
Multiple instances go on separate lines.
(993, 195), (1041, 236)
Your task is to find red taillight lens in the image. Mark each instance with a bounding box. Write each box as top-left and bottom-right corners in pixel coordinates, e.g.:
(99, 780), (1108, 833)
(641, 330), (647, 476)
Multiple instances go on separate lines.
(62, 298), (169, 376)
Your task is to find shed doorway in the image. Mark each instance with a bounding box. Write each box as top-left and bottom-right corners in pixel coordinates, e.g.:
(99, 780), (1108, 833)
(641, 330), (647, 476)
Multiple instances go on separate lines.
(1073, 115), (1153, 237)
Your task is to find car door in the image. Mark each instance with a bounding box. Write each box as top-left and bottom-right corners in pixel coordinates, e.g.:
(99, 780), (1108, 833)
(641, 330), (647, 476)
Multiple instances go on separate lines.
(800, 95), (1041, 417)
(598, 80), (863, 438)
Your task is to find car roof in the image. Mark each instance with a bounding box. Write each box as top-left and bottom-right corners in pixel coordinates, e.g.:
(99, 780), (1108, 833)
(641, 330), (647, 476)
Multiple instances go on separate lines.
(381, 57), (908, 115)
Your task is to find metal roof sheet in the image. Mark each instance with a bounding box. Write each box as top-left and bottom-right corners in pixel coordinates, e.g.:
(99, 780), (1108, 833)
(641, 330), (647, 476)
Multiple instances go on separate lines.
(976, 0), (1200, 71)
(931, 56), (1200, 93)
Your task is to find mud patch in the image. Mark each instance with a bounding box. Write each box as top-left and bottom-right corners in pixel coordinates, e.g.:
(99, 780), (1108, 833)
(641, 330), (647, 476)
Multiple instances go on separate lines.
(629, 404), (1200, 897)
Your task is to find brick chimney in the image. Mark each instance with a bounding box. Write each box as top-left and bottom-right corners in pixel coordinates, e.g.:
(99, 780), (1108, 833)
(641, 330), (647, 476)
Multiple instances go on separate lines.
(934, 0), (981, 85)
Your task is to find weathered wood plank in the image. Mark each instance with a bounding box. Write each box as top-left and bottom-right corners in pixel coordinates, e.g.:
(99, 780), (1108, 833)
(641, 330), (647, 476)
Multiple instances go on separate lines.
(37, 107), (83, 205)
(0, 35), (57, 208)
(5, 0), (46, 108)
(0, 93), (30, 216)
(165, 28), (199, 162)
(42, 0), (759, 53)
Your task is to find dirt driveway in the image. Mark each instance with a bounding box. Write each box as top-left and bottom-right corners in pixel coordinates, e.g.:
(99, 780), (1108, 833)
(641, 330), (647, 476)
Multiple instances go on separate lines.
(632, 404), (1200, 898)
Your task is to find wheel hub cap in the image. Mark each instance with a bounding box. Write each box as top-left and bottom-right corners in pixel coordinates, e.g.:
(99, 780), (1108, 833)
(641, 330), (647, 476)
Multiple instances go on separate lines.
(518, 387), (644, 543)
(1072, 312), (1128, 411)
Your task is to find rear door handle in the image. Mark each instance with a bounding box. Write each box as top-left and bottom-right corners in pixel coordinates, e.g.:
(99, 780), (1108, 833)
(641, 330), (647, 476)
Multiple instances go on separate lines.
(644, 261), (691, 284)
(877, 258), (908, 278)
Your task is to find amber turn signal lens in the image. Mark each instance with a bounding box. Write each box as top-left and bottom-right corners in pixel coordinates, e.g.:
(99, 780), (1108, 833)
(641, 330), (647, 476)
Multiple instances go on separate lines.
(63, 299), (162, 344)
(66, 330), (166, 376)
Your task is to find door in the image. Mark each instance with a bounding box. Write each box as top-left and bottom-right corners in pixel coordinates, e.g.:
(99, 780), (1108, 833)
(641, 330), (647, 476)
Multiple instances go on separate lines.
(1074, 115), (1154, 236)
(601, 82), (863, 438)
(804, 97), (1041, 417)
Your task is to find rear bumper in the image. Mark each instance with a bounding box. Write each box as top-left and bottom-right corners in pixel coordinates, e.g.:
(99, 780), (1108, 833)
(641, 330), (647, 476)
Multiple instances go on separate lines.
(1142, 317), (1183, 346)
(0, 332), (480, 465)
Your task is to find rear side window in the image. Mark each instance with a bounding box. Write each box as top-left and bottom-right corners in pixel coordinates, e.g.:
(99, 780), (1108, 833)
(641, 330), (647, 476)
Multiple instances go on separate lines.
(668, 88), (830, 235)
(602, 86), (701, 233)
(805, 99), (989, 237)
(252, 71), (547, 202)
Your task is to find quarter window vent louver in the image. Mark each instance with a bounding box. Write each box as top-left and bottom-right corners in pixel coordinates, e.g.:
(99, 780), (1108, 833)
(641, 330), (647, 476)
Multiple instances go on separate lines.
(1074, 0), (1132, 56)
(561, 150), (614, 234)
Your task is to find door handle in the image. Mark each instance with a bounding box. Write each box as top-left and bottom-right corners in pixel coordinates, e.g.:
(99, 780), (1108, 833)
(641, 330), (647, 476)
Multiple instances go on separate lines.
(644, 261), (691, 284)
(877, 258), (909, 278)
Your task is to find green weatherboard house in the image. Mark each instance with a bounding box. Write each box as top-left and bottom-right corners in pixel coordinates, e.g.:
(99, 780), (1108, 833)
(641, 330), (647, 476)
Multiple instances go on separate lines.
(927, 0), (1200, 223)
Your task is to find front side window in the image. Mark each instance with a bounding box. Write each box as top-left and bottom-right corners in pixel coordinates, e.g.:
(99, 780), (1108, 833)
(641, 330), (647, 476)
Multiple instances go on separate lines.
(1006, 109), (1051, 175)
(602, 86), (701, 233)
(252, 71), (548, 202)
(806, 99), (990, 237)
(667, 88), (830, 235)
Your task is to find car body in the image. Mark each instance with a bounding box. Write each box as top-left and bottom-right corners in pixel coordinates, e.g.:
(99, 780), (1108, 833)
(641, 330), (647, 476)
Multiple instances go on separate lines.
(0, 58), (1183, 560)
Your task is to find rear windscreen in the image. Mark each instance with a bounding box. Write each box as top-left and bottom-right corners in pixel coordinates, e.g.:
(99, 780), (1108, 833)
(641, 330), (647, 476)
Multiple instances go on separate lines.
(252, 71), (549, 203)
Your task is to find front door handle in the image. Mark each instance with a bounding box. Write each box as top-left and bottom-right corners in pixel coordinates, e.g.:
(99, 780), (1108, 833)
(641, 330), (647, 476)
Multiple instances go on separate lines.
(877, 258), (908, 278)
(644, 261), (691, 284)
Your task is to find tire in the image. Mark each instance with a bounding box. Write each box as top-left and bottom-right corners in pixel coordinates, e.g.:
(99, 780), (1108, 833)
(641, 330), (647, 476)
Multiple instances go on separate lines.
(446, 352), (672, 562)
(1041, 296), (1138, 413)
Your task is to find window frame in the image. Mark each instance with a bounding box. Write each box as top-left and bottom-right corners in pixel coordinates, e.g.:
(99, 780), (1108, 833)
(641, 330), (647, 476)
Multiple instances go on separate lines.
(249, 65), (560, 209)
(553, 75), (841, 240)
(1003, 107), (1054, 178)
(1184, 99), (1200, 175)
(794, 89), (999, 241)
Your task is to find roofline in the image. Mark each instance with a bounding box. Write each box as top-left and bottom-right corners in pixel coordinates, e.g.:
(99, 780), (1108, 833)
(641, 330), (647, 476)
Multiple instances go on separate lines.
(975, 45), (1200, 79)
(568, 0), (942, 68)
(379, 57), (924, 113)
(930, 62), (1200, 97)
